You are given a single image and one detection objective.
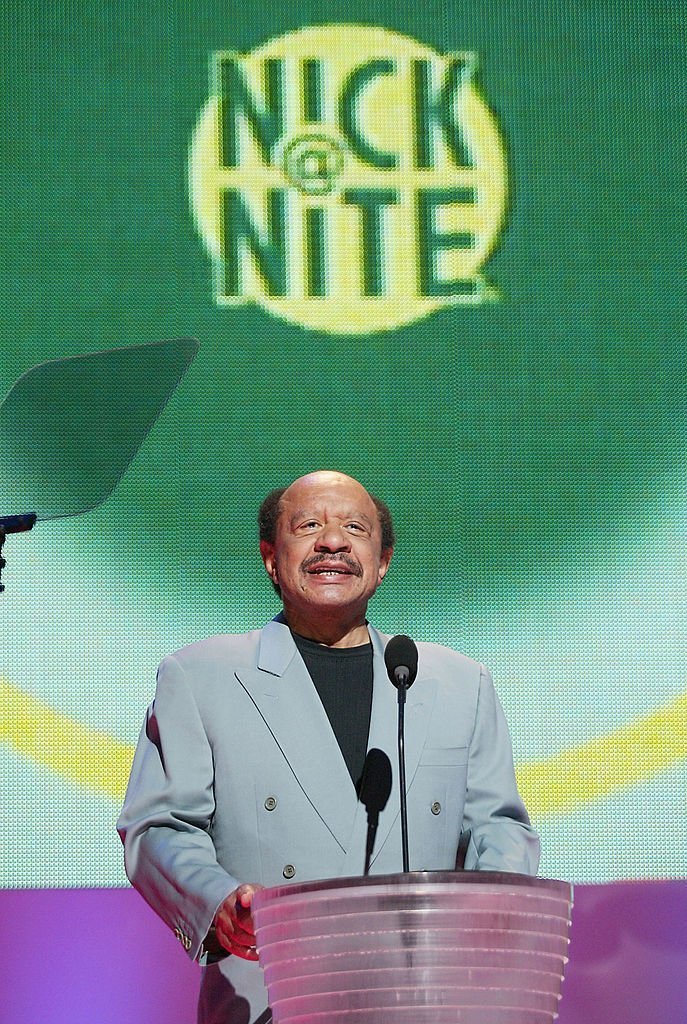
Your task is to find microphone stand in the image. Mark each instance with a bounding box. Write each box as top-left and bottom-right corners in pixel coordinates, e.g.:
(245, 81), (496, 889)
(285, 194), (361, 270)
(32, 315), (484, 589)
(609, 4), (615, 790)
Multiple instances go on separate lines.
(396, 680), (410, 873)
(385, 635), (418, 876)
(364, 816), (378, 877)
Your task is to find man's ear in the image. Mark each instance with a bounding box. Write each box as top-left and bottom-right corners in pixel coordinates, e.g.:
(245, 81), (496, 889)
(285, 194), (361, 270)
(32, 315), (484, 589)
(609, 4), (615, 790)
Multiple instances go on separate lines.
(259, 540), (278, 583)
(377, 547), (393, 583)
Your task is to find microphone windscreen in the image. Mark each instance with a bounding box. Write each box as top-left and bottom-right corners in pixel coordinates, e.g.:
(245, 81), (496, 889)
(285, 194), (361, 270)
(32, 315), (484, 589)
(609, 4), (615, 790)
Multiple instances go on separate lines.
(358, 748), (392, 815)
(384, 634), (418, 688)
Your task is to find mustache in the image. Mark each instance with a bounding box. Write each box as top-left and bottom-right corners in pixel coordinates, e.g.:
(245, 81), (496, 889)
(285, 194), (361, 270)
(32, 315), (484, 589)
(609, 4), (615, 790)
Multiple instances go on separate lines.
(301, 554), (363, 576)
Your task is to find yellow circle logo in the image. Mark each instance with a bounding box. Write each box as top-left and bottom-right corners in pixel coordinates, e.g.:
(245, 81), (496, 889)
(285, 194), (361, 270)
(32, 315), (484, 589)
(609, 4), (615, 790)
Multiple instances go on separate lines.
(189, 24), (507, 334)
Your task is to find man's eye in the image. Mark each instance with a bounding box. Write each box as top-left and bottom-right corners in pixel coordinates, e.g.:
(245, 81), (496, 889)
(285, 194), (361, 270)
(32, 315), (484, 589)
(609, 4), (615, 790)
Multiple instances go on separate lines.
(346, 522), (364, 531)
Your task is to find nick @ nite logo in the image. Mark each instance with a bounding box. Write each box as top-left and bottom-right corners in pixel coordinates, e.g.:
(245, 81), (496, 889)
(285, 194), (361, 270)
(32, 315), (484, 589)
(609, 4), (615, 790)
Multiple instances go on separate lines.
(189, 24), (507, 334)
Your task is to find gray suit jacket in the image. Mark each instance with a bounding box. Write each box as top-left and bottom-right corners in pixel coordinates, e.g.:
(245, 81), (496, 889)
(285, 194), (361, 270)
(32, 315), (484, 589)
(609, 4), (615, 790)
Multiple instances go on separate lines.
(117, 617), (539, 1024)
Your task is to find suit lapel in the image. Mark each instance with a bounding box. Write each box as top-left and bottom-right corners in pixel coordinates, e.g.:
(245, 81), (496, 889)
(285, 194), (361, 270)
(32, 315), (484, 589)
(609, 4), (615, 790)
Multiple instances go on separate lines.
(235, 618), (358, 852)
(235, 619), (437, 871)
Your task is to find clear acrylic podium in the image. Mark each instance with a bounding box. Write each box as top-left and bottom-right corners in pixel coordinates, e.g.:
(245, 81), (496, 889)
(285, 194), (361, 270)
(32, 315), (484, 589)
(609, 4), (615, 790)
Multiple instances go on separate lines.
(252, 871), (573, 1024)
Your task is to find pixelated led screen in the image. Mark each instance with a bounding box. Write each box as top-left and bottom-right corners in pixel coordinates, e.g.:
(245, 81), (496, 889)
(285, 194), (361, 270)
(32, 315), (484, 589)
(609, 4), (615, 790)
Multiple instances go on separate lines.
(1, 1), (685, 889)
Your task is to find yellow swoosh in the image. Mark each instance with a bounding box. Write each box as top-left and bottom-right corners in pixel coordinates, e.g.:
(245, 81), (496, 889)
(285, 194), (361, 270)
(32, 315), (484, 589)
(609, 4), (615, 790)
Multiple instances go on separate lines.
(0, 679), (133, 801)
(516, 688), (687, 818)
(1, 678), (686, 816)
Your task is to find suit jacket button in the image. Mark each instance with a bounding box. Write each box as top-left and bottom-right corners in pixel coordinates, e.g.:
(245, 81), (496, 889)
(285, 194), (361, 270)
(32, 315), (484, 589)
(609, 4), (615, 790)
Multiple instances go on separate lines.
(283, 863), (296, 879)
(431, 801), (442, 815)
(264, 796), (277, 811)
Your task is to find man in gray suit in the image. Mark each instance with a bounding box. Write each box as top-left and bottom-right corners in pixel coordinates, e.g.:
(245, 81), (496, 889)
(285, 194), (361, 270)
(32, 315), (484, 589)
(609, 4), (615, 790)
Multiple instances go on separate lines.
(118, 470), (539, 1024)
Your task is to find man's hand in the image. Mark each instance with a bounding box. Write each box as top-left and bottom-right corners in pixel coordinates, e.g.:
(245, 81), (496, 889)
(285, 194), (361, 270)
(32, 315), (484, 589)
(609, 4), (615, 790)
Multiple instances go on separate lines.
(214, 883), (265, 961)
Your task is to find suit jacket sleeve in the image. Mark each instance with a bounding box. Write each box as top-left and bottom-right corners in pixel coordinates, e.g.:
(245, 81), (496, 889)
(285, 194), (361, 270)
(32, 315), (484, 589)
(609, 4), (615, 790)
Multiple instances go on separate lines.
(116, 653), (238, 962)
(461, 663), (540, 874)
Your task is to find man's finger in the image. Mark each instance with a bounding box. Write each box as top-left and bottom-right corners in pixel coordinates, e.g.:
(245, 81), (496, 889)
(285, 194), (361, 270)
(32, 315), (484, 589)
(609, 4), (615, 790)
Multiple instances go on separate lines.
(231, 944), (260, 962)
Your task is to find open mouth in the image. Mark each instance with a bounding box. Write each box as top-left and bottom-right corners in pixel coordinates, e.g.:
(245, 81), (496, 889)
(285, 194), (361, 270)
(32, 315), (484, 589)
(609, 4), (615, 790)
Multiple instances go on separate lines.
(307, 567), (352, 576)
(302, 554), (362, 577)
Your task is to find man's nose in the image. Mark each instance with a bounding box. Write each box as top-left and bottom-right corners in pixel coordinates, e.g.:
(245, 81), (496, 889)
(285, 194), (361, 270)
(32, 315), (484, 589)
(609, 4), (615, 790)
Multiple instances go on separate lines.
(314, 522), (351, 552)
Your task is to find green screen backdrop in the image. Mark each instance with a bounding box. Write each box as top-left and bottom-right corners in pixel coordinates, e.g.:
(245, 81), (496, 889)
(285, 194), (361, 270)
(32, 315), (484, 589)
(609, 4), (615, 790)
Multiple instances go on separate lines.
(1, 0), (685, 888)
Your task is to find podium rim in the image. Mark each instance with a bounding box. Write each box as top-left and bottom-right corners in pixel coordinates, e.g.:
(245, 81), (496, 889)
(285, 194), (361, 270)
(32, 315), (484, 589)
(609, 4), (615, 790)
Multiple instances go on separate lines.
(253, 870), (572, 908)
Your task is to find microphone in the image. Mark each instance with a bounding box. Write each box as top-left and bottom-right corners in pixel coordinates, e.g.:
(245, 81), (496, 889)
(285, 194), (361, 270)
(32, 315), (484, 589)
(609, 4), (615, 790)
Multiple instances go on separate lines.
(384, 634), (419, 873)
(384, 634), (418, 689)
(358, 748), (393, 875)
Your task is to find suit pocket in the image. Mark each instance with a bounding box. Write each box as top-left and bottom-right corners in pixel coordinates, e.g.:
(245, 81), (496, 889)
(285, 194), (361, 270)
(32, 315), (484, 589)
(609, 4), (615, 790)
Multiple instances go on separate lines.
(419, 745), (468, 767)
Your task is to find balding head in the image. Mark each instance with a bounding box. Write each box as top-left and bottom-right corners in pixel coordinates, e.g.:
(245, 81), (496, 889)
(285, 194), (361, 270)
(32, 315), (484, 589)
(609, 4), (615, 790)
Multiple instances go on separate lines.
(259, 471), (395, 552)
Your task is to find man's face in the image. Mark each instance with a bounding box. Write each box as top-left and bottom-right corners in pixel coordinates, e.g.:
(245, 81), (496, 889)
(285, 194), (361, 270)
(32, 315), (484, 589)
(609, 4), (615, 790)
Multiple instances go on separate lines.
(260, 471), (392, 632)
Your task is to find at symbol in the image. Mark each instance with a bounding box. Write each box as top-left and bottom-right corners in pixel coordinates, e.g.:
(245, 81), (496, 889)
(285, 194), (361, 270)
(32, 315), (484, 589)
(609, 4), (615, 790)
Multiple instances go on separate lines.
(282, 134), (345, 195)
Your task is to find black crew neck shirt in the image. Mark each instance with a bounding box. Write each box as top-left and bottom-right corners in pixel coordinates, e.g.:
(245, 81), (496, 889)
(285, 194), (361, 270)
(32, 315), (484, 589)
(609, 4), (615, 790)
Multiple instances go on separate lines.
(292, 632), (374, 789)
